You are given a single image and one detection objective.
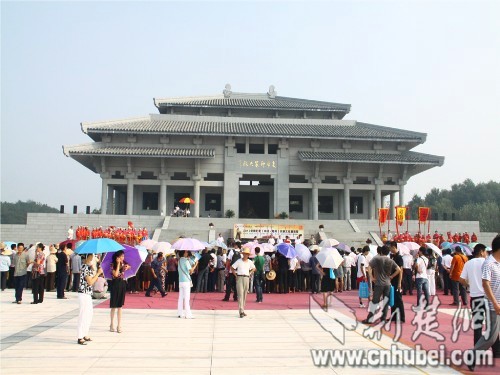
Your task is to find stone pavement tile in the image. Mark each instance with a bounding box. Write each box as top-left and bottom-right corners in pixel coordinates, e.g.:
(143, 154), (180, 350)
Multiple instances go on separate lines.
(91, 357), (211, 368)
(211, 356), (313, 368)
(86, 369), (211, 375)
(211, 349), (311, 359)
(211, 366), (335, 375)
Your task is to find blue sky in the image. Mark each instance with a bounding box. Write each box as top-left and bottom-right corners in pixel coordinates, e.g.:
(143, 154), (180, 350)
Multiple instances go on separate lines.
(1, 1), (499, 211)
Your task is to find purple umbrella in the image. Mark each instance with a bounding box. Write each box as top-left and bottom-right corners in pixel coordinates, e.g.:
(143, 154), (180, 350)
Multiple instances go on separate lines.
(452, 243), (472, 256)
(335, 243), (351, 253)
(276, 243), (297, 259)
(101, 244), (144, 280)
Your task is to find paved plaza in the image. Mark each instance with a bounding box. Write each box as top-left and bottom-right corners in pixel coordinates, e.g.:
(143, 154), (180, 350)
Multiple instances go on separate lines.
(0, 290), (473, 375)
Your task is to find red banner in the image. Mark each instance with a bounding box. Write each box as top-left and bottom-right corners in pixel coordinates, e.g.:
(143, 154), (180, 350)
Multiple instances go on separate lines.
(378, 208), (389, 226)
(418, 207), (430, 223)
(395, 206), (407, 227)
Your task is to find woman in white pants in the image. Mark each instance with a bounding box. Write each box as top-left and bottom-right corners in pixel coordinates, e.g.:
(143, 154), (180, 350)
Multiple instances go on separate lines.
(178, 251), (197, 319)
(426, 249), (437, 296)
(77, 254), (103, 345)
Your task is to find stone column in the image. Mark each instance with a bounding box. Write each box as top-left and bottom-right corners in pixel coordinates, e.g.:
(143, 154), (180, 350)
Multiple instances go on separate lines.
(390, 192), (396, 219)
(374, 178), (383, 219)
(193, 177), (201, 218)
(399, 182), (406, 206)
(312, 182), (319, 220)
(107, 185), (114, 214)
(101, 179), (108, 215)
(343, 179), (352, 220)
(126, 179), (134, 215)
(368, 191), (374, 220)
(160, 179), (167, 216)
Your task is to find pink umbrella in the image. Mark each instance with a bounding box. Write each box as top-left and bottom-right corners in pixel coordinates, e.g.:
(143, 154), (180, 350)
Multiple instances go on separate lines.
(140, 239), (157, 249)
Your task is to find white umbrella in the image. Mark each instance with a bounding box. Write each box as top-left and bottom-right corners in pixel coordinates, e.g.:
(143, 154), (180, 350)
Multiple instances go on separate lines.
(319, 238), (340, 248)
(425, 243), (442, 256)
(397, 243), (411, 256)
(295, 243), (312, 263)
(135, 245), (149, 262)
(316, 247), (344, 269)
(368, 244), (378, 256)
(260, 243), (275, 253)
(152, 241), (173, 254)
(171, 238), (206, 251)
(402, 242), (420, 251)
(140, 239), (157, 249)
(209, 240), (228, 250)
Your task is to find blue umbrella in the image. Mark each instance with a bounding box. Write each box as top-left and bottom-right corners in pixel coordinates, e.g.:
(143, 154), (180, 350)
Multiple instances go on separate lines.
(276, 243), (297, 259)
(74, 238), (124, 255)
(3, 241), (16, 248)
(440, 241), (453, 250)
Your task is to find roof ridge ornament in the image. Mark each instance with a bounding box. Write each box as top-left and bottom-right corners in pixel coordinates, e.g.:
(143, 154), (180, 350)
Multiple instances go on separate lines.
(223, 83), (232, 98)
(268, 85), (277, 99)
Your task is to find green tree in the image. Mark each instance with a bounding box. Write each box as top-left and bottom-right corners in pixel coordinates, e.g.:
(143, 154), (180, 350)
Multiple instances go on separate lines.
(459, 202), (500, 232)
(1, 200), (59, 224)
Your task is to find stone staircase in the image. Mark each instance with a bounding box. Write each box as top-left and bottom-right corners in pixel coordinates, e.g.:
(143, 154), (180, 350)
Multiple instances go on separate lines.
(153, 217), (489, 249)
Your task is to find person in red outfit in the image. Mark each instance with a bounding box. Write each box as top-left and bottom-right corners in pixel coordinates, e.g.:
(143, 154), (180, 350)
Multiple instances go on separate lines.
(471, 232), (477, 242)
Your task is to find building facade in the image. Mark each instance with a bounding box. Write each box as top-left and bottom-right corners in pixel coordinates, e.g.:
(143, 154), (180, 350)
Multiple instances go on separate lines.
(63, 85), (444, 220)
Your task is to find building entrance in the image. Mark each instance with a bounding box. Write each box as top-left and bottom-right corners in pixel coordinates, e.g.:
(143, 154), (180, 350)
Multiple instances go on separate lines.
(239, 192), (270, 219)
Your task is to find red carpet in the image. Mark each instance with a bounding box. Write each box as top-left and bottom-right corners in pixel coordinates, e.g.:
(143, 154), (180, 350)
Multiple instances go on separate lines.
(97, 290), (497, 373)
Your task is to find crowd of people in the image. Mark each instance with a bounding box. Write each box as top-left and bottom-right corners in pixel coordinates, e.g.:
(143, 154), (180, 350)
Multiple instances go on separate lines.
(71, 225), (149, 245)
(1, 231), (499, 368)
(379, 229), (478, 246)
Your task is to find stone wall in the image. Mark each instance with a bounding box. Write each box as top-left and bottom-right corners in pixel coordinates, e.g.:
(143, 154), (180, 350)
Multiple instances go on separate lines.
(0, 213), (163, 245)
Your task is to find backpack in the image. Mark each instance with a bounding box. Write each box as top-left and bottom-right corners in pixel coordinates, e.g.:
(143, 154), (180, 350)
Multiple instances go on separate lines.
(230, 251), (241, 266)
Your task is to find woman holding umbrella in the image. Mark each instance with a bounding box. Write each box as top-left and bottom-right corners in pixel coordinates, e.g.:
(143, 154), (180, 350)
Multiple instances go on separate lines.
(110, 250), (130, 333)
(77, 254), (103, 345)
(320, 265), (336, 309)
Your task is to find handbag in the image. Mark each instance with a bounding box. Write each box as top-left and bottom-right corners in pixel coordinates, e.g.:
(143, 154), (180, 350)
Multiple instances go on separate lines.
(329, 268), (336, 279)
(389, 285), (395, 307)
(359, 281), (369, 298)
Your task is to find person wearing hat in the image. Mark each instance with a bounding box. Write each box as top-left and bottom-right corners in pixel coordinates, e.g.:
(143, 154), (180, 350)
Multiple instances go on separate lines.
(231, 247), (255, 318)
(45, 245), (58, 292)
(0, 244), (12, 291)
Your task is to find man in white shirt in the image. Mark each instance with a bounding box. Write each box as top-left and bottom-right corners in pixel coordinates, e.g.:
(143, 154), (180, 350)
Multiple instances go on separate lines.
(357, 247), (370, 308)
(295, 235), (302, 245)
(232, 248), (255, 318)
(217, 233), (224, 243)
(67, 226), (74, 240)
(343, 254), (354, 291)
(402, 253), (414, 295)
(460, 243), (499, 354)
(415, 247), (430, 308)
(441, 249), (453, 295)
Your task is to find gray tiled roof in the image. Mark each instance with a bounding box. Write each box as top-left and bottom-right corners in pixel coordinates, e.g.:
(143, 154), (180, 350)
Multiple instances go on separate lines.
(298, 151), (444, 165)
(83, 118), (425, 142)
(154, 95), (351, 112)
(64, 145), (215, 158)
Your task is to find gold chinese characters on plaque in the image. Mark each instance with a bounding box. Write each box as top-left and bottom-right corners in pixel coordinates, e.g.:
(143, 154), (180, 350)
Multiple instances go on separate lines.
(239, 160), (277, 169)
